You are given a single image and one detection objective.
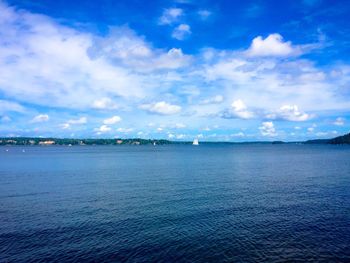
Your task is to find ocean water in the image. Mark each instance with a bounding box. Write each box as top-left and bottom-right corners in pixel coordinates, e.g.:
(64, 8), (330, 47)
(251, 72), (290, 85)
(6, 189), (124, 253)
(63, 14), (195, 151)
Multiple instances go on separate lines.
(1, 144), (350, 262)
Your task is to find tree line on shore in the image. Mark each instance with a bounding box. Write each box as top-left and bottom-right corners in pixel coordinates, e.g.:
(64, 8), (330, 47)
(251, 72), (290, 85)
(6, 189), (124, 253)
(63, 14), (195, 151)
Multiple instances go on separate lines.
(0, 137), (176, 146)
(1, 132), (349, 145)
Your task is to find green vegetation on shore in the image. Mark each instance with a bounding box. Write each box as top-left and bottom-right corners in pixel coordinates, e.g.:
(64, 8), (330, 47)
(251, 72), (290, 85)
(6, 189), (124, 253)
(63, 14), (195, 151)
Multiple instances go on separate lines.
(1, 133), (349, 146)
(304, 133), (350, 144)
(0, 137), (177, 146)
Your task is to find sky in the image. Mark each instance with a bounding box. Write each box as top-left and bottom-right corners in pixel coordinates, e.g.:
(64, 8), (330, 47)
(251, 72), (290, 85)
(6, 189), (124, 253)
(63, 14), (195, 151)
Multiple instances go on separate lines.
(0, 0), (350, 141)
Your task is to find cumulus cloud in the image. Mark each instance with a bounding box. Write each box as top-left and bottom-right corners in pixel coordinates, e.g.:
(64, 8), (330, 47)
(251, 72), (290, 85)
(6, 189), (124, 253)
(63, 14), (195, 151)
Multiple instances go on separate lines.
(259, 121), (277, 136)
(200, 46), (349, 114)
(266, 105), (311, 121)
(247, 33), (300, 57)
(92, 98), (118, 110)
(94, 125), (112, 134)
(172, 24), (191, 40)
(159, 8), (183, 25)
(31, 114), (49, 123)
(221, 100), (254, 119)
(89, 27), (191, 72)
(103, 116), (122, 125)
(1, 1), (349, 140)
(140, 101), (181, 115)
(150, 48), (191, 70)
(68, 117), (87, 125)
(200, 95), (224, 104)
(0, 3), (192, 111)
(333, 117), (345, 126)
(0, 4), (143, 108)
(60, 117), (87, 129)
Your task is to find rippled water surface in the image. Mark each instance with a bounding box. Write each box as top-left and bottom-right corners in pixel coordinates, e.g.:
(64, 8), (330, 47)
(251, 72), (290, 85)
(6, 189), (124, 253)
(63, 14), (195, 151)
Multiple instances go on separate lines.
(1, 144), (350, 262)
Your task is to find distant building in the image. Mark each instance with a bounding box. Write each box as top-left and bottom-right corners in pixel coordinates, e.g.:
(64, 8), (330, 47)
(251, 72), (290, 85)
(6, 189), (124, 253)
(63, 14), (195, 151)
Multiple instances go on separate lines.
(117, 140), (123, 144)
(133, 141), (140, 145)
(39, 140), (55, 145)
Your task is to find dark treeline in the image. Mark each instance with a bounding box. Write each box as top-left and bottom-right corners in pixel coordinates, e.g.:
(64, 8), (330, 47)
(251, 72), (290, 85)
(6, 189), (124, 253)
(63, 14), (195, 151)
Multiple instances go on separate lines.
(328, 133), (350, 144)
(304, 133), (350, 144)
(0, 137), (179, 146)
(1, 132), (350, 146)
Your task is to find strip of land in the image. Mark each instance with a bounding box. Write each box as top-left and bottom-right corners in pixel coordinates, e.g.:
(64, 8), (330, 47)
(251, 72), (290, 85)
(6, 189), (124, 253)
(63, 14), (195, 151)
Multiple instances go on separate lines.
(1, 133), (349, 145)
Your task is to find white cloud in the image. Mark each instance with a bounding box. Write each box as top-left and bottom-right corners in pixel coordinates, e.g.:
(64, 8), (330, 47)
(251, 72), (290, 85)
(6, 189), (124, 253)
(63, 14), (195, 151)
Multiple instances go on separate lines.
(247, 33), (299, 57)
(174, 123), (186, 129)
(334, 117), (345, 126)
(140, 101), (181, 115)
(159, 8), (183, 25)
(0, 3), (193, 111)
(0, 5), (144, 108)
(172, 24), (191, 40)
(200, 46), (349, 113)
(166, 133), (188, 140)
(259, 121), (277, 136)
(150, 48), (191, 70)
(60, 123), (71, 130)
(94, 125), (111, 133)
(116, 127), (133, 133)
(198, 10), (211, 20)
(266, 105), (311, 121)
(31, 114), (49, 123)
(68, 117), (87, 125)
(1, 2), (349, 140)
(89, 27), (191, 72)
(200, 95), (224, 104)
(103, 116), (122, 125)
(92, 98), (118, 110)
(222, 99), (254, 119)
(0, 100), (25, 113)
(231, 132), (245, 137)
(307, 127), (314, 132)
(60, 117), (87, 129)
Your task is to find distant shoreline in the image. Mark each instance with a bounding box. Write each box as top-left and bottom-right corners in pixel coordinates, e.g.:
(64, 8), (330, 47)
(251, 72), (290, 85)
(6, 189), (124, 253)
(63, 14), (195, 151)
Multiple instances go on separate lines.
(1, 133), (349, 145)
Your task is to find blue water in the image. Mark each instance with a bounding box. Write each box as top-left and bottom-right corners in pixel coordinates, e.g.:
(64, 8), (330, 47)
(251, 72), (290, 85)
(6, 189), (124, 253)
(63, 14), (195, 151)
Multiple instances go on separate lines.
(1, 144), (350, 262)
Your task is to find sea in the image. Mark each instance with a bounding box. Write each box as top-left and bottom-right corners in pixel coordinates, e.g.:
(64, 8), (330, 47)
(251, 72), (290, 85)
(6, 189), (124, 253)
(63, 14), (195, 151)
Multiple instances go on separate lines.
(1, 144), (350, 262)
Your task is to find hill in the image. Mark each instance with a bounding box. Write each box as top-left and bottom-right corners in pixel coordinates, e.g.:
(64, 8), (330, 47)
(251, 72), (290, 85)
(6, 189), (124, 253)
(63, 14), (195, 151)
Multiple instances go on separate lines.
(328, 133), (350, 144)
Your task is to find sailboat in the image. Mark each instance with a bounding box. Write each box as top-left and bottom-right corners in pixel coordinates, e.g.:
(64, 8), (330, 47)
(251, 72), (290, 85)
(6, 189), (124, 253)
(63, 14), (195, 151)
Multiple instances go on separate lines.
(193, 138), (199, 145)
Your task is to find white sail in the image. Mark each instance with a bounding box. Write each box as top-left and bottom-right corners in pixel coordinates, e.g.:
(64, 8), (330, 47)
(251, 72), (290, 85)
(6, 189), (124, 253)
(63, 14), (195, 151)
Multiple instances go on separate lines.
(193, 138), (199, 145)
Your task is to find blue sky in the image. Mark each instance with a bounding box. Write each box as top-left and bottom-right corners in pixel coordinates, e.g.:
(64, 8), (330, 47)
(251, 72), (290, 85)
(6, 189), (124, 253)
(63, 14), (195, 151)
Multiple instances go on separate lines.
(0, 0), (349, 141)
